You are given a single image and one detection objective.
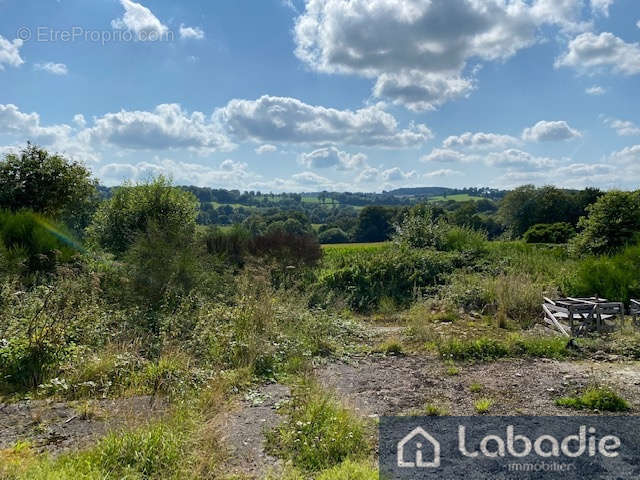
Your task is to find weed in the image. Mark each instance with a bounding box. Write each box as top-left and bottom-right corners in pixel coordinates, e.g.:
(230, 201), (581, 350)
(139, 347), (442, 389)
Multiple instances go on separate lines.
(267, 382), (371, 471)
(424, 403), (449, 416)
(474, 398), (494, 414)
(556, 387), (630, 412)
(469, 382), (484, 393)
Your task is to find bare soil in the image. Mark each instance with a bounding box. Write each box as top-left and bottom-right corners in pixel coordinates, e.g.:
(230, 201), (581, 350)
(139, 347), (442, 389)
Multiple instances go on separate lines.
(0, 395), (166, 456)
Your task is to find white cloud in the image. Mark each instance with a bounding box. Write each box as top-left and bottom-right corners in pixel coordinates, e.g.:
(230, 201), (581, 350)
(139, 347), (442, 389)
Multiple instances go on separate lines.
(637, 20), (640, 29)
(255, 144), (277, 154)
(420, 148), (467, 164)
(73, 114), (86, 128)
(299, 147), (367, 170)
(381, 167), (417, 182)
(291, 171), (332, 186)
(585, 85), (606, 95)
(87, 104), (232, 152)
(294, 0), (588, 110)
(356, 167), (380, 184)
(100, 157), (253, 187)
(608, 144), (640, 163)
(604, 118), (640, 136)
(0, 35), (24, 70)
(555, 32), (640, 75)
(486, 149), (555, 169)
(111, 0), (169, 41)
(179, 24), (205, 40)
(423, 169), (461, 178)
(442, 132), (519, 150)
(34, 62), (68, 75)
(591, 0), (614, 16)
(216, 95), (432, 147)
(522, 120), (582, 142)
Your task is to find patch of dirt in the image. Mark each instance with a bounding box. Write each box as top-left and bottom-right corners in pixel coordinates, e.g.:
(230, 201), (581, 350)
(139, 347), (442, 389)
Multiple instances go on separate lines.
(0, 395), (167, 455)
(315, 353), (640, 417)
(220, 382), (291, 479)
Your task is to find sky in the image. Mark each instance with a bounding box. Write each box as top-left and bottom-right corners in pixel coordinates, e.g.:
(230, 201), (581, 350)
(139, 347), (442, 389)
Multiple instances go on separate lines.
(0, 0), (639, 192)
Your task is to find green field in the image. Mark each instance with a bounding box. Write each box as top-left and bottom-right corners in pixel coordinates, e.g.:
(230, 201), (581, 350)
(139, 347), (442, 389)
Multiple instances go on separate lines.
(427, 194), (485, 202)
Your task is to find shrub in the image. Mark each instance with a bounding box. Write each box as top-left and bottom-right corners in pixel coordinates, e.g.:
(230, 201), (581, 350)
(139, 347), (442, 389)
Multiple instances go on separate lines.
(437, 336), (569, 361)
(524, 222), (575, 244)
(0, 210), (83, 274)
(569, 190), (640, 256)
(567, 244), (640, 303)
(316, 459), (378, 480)
(318, 227), (350, 244)
(249, 231), (322, 268)
(320, 247), (463, 312)
(204, 225), (250, 266)
(268, 383), (370, 471)
(87, 176), (199, 256)
(556, 387), (630, 412)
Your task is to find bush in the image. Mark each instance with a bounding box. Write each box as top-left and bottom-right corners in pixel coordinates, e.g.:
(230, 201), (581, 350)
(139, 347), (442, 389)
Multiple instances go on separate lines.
(268, 382), (370, 471)
(437, 335), (569, 361)
(567, 244), (640, 303)
(570, 190), (640, 256)
(88, 176), (199, 256)
(249, 231), (322, 268)
(0, 210), (83, 274)
(524, 222), (575, 244)
(204, 225), (250, 266)
(320, 247), (463, 312)
(556, 387), (630, 412)
(318, 228), (350, 244)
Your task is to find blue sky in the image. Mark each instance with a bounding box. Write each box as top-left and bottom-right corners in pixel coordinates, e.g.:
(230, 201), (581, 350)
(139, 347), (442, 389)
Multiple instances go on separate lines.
(1, 0), (639, 192)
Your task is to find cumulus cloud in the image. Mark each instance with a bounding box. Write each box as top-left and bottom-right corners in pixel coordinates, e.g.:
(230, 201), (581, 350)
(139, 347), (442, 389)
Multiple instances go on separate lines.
(356, 167), (380, 184)
(100, 158), (253, 187)
(604, 118), (640, 136)
(555, 32), (640, 75)
(216, 95), (432, 147)
(255, 144), (277, 154)
(34, 62), (68, 75)
(0, 35), (24, 70)
(87, 104), (232, 152)
(299, 147), (367, 170)
(486, 149), (555, 169)
(111, 0), (169, 41)
(590, 0), (614, 16)
(179, 24), (205, 40)
(442, 132), (519, 150)
(420, 148), (467, 164)
(608, 144), (640, 163)
(522, 120), (582, 142)
(381, 167), (417, 182)
(423, 169), (461, 178)
(585, 85), (606, 95)
(73, 114), (86, 128)
(294, 0), (588, 110)
(291, 171), (332, 186)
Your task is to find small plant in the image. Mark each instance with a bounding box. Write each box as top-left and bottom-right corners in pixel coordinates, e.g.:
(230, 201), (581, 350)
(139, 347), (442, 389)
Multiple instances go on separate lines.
(556, 387), (630, 412)
(267, 383), (370, 471)
(424, 403), (448, 416)
(474, 398), (493, 414)
(469, 382), (484, 393)
(316, 459), (378, 480)
(445, 364), (460, 376)
(373, 339), (403, 356)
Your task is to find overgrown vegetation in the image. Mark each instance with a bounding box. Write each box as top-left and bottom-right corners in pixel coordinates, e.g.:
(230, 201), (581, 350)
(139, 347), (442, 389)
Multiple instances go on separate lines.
(556, 387), (630, 412)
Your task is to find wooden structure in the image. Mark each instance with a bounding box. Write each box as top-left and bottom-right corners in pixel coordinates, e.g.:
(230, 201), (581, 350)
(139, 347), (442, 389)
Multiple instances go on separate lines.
(542, 296), (625, 337)
(631, 299), (640, 326)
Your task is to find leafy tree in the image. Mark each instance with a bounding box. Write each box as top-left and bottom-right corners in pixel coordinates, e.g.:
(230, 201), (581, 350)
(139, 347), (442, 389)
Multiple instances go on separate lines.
(569, 190), (640, 255)
(0, 144), (98, 233)
(524, 222), (575, 244)
(354, 206), (396, 242)
(318, 227), (349, 244)
(87, 176), (199, 255)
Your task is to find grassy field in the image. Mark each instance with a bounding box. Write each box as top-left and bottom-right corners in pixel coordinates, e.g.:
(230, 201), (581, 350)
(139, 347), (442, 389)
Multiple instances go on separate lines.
(427, 193), (486, 202)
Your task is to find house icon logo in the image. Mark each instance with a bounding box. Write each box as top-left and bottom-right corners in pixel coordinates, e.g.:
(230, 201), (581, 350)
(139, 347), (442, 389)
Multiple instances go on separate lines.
(397, 427), (441, 468)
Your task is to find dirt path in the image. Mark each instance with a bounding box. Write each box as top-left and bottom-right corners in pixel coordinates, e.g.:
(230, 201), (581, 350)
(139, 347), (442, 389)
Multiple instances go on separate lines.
(220, 383), (291, 479)
(0, 396), (166, 455)
(314, 353), (640, 417)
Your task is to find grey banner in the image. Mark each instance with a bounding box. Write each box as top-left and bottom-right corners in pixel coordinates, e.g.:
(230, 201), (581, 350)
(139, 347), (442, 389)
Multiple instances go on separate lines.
(379, 416), (640, 479)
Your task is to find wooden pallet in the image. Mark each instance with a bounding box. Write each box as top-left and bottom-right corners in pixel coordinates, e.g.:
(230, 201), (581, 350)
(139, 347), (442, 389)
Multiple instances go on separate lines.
(542, 296), (624, 337)
(631, 299), (640, 326)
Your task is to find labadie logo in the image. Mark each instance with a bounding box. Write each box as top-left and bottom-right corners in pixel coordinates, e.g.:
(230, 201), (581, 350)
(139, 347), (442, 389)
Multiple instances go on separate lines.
(397, 427), (440, 468)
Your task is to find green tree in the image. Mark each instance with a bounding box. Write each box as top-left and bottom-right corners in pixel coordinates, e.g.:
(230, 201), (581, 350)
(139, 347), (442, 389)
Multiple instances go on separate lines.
(569, 190), (640, 255)
(87, 176), (199, 255)
(0, 144), (98, 233)
(354, 206), (395, 242)
(318, 227), (349, 244)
